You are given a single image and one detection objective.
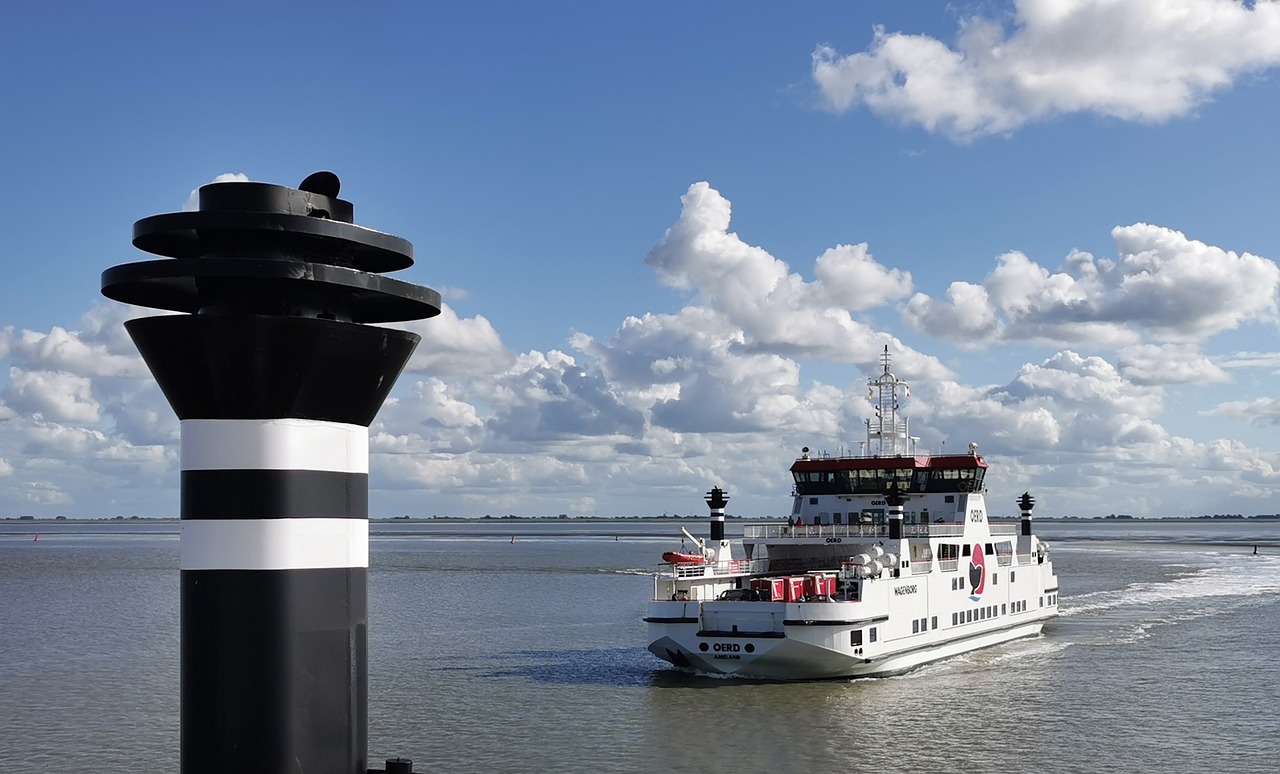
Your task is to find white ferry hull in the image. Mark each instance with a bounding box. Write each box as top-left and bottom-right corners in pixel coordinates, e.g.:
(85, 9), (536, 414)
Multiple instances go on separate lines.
(648, 611), (1050, 680)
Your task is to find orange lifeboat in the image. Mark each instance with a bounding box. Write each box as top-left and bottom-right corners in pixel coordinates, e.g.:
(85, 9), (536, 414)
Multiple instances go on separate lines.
(662, 551), (706, 565)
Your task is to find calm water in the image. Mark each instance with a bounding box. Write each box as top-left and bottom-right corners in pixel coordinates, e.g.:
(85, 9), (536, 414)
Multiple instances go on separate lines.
(1, 519), (1277, 773)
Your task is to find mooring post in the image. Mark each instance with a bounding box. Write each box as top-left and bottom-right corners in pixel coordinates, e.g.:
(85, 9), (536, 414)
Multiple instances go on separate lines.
(102, 172), (438, 774)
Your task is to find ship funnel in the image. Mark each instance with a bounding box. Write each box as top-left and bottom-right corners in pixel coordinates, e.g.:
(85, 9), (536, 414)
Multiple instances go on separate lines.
(1018, 492), (1036, 536)
(705, 487), (729, 543)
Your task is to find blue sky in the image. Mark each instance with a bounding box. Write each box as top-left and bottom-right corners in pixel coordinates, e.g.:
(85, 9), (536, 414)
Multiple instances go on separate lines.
(3, 1), (1280, 519)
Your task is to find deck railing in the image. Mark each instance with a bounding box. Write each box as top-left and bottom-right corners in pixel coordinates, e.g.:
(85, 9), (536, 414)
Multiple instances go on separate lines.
(743, 520), (1020, 540)
(668, 557), (768, 579)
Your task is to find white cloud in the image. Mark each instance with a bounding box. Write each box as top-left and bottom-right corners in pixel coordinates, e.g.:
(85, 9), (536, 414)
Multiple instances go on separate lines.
(1116, 343), (1229, 385)
(645, 182), (946, 378)
(1218, 351), (1280, 370)
(22, 480), (72, 506)
(4, 368), (101, 424)
(395, 303), (513, 379)
(813, 0), (1280, 140)
(6, 325), (148, 379)
(903, 224), (1280, 348)
(1203, 396), (1280, 427)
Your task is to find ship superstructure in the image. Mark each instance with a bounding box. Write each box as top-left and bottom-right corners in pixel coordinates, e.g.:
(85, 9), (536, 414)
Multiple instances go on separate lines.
(645, 348), (1058, 679)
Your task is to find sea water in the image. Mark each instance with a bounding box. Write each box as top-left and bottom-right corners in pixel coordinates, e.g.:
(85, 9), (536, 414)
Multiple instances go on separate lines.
(1, 519), (1276, 773)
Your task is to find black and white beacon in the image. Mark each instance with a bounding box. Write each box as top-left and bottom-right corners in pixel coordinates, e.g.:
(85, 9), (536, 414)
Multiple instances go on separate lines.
(102, 172), (438, 774)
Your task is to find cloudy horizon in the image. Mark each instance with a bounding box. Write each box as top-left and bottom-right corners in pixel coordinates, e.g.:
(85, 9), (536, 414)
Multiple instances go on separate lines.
(2, 1), (1278, 520)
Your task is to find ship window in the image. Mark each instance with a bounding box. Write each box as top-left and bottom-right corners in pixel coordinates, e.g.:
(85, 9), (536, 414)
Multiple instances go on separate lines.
(809, 498), (818, 505)
(931, 616), (937, 630)
(962, 545), (971, 557)
(951, 612), (958, 625)
(1010, 571), (1016, 582)
(945, 495), (955, 503)
(992, 573), (998, 585)
(985, 543), (994, 555)
(833, 512), (843, 524)
(1040, 596), (1044, 607)
(1001, 604), (1006, 615)
(913, 619), (919, 634)
(851, 630), (862, 646)
(869, 627), (877, 643)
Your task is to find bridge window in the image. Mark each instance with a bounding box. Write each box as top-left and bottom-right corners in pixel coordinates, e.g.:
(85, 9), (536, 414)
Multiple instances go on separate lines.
(851, 630), (863, 646)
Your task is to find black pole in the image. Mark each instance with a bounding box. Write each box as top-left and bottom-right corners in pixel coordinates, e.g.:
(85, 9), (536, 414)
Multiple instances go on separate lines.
(102, 173), (439, 774)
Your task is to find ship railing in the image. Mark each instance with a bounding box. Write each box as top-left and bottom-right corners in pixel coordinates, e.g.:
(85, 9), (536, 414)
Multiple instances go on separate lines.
(1016, 553), (1033, 565)
(937, 559), (959, 572)
(996, 555), (1012, 567)
(743, 524), (888, 540)
(667, 557), (768, 579)
(988, 523), (1019, 535)
(743, 522), (979, 540)
(910, 560), (933, 575)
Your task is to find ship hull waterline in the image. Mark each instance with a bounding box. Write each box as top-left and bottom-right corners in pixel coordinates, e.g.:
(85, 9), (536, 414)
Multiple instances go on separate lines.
(647, 616), (1049, 680)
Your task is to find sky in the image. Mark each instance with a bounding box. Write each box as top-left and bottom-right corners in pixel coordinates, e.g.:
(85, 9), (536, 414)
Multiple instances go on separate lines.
(2, 0), (1280, 520)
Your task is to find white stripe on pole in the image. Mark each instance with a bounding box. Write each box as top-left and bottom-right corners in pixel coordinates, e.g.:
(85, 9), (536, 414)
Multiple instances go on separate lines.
(180, 419), (369, 473)
(181, 519), (370, 570)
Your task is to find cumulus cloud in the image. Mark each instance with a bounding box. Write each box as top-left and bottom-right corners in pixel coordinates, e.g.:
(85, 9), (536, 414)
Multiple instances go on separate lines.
(914, 351), (1166, 459)
(645, 182), (946, 379)
(4, 368), (101, 423)
(813, 0), (1280, 140)
(1116, 343), (1229, 385)
(396, 303), (513, 379)
(903, 223), (1280, 348)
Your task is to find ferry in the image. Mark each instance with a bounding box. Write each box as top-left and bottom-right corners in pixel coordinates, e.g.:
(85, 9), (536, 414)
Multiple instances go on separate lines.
(645, 347), (1059, 679)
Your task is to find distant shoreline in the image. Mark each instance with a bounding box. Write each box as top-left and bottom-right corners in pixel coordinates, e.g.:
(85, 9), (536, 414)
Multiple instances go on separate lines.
(4, 515), (1278, 524)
